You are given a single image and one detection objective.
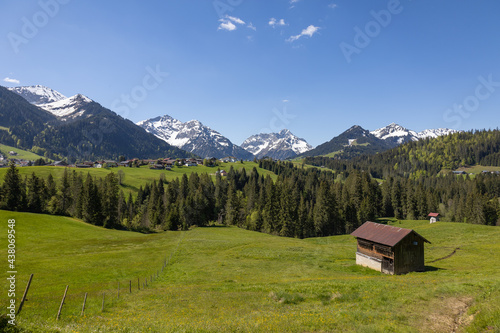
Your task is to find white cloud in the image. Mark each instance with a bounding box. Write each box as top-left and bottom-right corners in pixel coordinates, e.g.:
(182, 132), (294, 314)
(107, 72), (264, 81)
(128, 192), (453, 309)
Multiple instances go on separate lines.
(282, 99), (290, 103)
(3, 77), (20, 84)
(218, 15), (245, 31)
(218, 20), (237, 31)
(226, 15), (245, 25)
(328, 3), (338, 9)
(247, 22), (256, 31)
(269, 18), (287, 28)
(287, 25), (320, 42)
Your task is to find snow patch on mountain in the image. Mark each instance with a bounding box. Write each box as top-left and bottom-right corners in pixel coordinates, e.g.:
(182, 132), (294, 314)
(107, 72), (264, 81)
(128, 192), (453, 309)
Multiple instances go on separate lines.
(38, 94), (93, 119)
(8, 85), (67, 105)
(371, 123), (459, 145)
(241, 129), (312, 159)
(137, 115), (253, 159)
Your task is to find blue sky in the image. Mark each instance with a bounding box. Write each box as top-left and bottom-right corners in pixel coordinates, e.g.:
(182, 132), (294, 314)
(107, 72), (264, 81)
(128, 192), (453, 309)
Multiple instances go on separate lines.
(1, 0), (500, 146)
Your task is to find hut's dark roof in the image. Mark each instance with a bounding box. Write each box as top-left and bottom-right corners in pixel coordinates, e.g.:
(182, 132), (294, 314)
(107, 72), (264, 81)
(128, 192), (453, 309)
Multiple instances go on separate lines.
(351, 221), (430, 247)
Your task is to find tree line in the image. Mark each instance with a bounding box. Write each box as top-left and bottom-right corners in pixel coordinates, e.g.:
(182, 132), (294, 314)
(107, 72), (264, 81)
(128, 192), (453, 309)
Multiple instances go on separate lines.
(1, 158), (498, 239)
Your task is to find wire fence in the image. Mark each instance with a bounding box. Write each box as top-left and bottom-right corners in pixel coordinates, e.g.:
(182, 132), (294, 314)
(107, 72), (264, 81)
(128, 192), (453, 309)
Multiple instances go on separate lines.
(14, 230), (187, 321)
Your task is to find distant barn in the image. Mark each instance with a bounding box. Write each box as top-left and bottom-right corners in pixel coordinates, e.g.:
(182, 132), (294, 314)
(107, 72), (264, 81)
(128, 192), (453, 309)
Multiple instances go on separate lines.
(428, 213), (439, 224)
(351, 222), (431, 275)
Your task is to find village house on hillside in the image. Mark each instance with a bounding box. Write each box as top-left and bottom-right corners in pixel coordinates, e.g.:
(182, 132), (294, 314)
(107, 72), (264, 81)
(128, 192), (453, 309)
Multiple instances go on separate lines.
(428, 213), (439, 224)
(351, 222), (430, 275)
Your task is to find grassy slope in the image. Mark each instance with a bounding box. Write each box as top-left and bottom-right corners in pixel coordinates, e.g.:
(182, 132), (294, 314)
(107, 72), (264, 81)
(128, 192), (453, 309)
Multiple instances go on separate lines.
(0, 143), (48, 161)
(1, 211), (499, 332)
(456, 165), (500, 174)
(0, 162), (277, 197)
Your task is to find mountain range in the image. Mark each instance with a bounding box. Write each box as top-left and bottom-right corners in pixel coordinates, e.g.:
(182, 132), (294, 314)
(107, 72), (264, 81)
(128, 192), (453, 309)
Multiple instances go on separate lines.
(137, 115), (254, 160)
(1, 84), (460, 161)
(240, 129), (312, 159)
(0, 85), (192, 161)
(137, 115), (313, 160)
(299, 124), (458, 159)
(370, 123), (459, 145)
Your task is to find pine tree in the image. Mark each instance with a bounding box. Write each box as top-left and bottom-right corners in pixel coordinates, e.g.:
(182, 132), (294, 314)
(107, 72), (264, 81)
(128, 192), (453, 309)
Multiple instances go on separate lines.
(225, 180), (241, 225)
(102, 173), (119, 228)
(82, 173), (103, 225)
(313, 181), (333, 236)
(117, 190), (127, 223)
(27, 173), (43, 213)
(1, 161), (23, 211)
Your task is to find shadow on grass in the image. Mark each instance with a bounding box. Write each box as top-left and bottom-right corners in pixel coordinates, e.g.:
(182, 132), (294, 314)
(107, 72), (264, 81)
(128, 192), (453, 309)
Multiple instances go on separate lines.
(375, 218), (399, 225)
(119, 183), (139, 192)
(424, 265), (445, 272)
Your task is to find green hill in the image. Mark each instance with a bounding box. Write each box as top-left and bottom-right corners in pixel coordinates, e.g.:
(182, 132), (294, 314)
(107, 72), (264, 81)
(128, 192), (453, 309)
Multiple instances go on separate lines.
(0, 143), (49, 161)
(1, 211), (498, 332)
(299, 125), (392, 159)
(305, 129), (500, 179)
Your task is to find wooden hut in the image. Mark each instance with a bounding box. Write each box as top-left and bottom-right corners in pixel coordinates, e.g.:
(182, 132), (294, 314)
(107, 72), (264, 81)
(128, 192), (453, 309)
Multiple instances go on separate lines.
(351, 222), (431, 275)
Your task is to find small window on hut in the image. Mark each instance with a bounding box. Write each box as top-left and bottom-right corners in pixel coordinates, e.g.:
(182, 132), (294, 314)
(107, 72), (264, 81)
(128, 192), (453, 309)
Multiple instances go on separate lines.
(413, 241), (418, 245)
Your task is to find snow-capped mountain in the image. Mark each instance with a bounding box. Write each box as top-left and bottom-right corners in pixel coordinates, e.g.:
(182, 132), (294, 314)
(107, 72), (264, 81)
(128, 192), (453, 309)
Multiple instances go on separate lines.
(1, 85), (192, 160)
(300, 125), (392, 158)
(8, 85), (66, 105)
(38, 94), (93, 120)
(137, 115), (253, 160)
(241, 129), (312, 159)
(417, 128), (460, 139)
(371, 123), (459, 146)
(9, 85), (93, 121)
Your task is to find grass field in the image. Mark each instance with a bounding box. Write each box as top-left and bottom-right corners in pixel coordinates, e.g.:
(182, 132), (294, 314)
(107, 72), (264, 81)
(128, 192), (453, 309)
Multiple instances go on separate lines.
(1, 211), (499, 332)
(0, 144), (48, 162)
(455, 165), (500, 174)
(0, 162), (277, 197)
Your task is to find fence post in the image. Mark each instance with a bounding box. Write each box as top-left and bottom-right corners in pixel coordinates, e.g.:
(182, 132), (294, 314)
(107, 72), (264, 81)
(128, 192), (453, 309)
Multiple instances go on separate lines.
(56, 285), (69, 320)
(101, 293), (105, 312)
(17, 273), (33, 315)
(129, 280), (132, 294)
(81, 292), (87, 316)
(138, 278), (140, 290)
(117, 282), (120, 299)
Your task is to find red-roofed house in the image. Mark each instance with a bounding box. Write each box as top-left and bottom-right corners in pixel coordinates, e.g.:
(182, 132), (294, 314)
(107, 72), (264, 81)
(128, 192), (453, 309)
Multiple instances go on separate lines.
(428, 213), (439, 224)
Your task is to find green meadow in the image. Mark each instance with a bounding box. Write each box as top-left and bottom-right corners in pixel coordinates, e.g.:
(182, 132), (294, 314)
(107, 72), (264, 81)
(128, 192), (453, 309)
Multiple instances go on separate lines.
(0, 162), (277, 197)
(0, 144), (48, 162)
(1, 211), (499, 332)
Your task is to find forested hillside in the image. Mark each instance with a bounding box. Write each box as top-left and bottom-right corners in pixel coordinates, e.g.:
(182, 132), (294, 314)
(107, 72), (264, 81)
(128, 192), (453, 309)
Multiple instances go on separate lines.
(299, 125), (392, 158)
(306, 129), (500, 179)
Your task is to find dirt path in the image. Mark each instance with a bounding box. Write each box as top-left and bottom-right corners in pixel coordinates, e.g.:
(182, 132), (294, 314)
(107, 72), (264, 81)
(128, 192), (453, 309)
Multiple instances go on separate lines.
(425, 296), (474, 333)
(429, 247), (460, 263)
